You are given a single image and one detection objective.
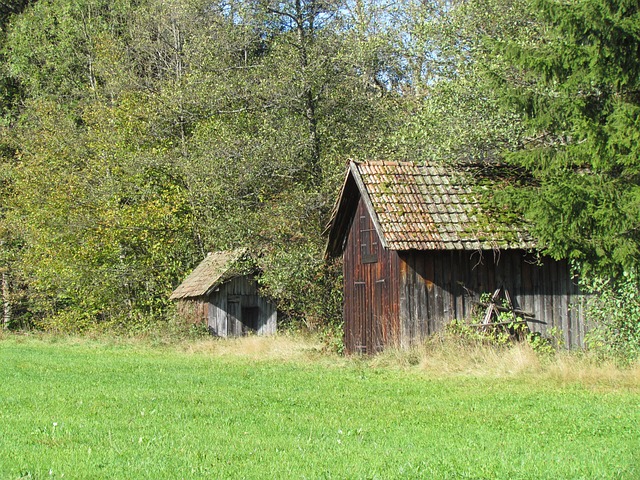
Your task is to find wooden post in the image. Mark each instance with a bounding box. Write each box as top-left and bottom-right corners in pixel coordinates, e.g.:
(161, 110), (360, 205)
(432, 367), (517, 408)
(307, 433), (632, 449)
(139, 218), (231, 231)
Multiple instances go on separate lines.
(1, 268), (9, 329)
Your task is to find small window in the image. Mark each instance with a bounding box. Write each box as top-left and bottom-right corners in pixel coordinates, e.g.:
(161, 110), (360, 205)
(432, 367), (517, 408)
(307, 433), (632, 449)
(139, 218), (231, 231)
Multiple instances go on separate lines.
(360, 215), (378, 264)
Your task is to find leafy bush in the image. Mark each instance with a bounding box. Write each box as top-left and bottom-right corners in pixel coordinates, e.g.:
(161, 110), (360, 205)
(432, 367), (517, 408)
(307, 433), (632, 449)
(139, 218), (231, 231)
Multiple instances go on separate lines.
(584, 271), (640, 363)
(257, 244), (344, 351)
(446, 303), (559, 357)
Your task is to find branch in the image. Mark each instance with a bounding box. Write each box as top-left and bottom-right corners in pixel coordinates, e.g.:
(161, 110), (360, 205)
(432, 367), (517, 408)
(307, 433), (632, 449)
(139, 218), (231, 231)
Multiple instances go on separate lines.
(265, 5), (301, 27)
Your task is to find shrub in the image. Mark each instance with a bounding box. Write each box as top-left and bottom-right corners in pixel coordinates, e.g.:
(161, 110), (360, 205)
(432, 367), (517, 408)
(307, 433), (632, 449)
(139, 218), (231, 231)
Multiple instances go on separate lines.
(446, 301), (559, 357)
(257, 245), (343, 347)
(584, 271), (640, 363)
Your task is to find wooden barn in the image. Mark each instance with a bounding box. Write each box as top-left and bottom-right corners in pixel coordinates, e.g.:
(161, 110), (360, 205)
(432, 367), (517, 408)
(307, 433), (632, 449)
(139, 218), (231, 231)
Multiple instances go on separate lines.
(170, 249), (277, 337)
(325, 161), (587, 354)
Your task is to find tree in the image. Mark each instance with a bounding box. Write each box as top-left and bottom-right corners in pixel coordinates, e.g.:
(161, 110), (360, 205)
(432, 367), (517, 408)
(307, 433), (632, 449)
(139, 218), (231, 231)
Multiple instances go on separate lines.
(0, 0), (414, 331)
(2, 0), (201, 329)
(489, 0), (640, 274)
(402, 0), (640, 275)
(0, 0), (38, 329)
(389, 0), (533, 162)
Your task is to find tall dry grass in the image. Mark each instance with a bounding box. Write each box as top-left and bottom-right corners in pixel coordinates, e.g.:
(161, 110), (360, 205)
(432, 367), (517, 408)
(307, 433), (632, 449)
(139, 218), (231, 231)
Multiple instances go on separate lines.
(368, 333), (640, 390)
(176, 332), (640, 390)
(177, 332), (331, 363)
(539, 352), (640, 390)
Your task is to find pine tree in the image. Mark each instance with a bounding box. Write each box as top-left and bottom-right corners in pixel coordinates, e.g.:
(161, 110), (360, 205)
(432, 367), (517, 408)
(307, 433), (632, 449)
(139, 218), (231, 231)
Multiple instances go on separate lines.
(463, 0), (640, 274)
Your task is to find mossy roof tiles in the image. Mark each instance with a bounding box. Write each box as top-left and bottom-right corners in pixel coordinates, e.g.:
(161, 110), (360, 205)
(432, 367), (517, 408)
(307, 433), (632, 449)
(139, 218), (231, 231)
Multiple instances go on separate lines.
(352, 161), (534, 251)
(169, 248), (248, 300)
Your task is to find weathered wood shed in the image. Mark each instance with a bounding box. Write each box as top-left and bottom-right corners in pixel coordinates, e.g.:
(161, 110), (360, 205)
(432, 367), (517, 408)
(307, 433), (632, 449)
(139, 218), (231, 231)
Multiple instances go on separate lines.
(170, 249), (276, 337)
(325, 161), (587, 354)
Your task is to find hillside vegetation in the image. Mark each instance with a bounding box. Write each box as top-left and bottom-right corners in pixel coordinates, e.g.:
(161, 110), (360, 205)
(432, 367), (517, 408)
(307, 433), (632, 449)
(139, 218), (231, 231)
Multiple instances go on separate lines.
(0, 0), (638, 346)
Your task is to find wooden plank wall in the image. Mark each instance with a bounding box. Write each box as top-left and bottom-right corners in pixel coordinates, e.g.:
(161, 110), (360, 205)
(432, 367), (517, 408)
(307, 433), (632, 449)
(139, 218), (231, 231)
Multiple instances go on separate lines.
(343, 198), (400, 354)
(208, 275), (277, 337)
(398, 250), (587, 348)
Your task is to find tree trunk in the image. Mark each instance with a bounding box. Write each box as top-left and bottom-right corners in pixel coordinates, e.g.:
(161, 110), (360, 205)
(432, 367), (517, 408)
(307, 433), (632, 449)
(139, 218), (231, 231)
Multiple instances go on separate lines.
(1, 270), (10, 330)
(295, 0), (321, 186)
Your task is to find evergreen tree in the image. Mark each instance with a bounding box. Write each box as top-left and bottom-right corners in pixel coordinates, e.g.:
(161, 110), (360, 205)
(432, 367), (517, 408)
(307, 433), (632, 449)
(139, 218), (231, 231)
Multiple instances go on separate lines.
(492, 0), (640, 273)
(407, 0), (640, 275)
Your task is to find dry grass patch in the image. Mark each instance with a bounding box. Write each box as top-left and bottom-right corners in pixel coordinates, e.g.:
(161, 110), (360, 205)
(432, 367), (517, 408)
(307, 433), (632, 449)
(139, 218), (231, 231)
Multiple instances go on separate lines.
(0, 330), (333, 364)
(367, 334), (640, 390)
(417, 339), (542, 377)
(369, 337), (541, 377)
(177, 333), (332, 363)
(540, 353), (640, 391)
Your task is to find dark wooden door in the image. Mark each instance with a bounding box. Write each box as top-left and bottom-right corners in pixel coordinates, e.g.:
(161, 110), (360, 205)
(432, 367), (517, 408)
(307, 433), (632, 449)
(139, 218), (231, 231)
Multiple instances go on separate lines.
(241, 306), (259, 333)
(227, 297), (240, 337)
(373, 278), (386, 352)
(349, 282), (367, 353)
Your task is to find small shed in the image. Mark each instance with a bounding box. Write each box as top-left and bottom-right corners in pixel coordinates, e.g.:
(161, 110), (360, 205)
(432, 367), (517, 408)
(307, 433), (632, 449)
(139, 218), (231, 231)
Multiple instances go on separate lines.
(325, 161), (587, 354)
(170, 249), (276, 337)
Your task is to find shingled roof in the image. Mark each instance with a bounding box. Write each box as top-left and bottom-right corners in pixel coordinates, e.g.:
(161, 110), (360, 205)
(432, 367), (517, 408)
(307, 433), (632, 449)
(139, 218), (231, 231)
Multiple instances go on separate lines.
(170, 248), (249, 300)
(325, 160), (534, 256)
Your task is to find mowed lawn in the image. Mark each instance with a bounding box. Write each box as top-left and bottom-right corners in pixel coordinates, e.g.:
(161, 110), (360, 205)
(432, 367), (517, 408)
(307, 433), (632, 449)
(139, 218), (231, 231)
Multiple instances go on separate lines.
(1, 336), (639, 479)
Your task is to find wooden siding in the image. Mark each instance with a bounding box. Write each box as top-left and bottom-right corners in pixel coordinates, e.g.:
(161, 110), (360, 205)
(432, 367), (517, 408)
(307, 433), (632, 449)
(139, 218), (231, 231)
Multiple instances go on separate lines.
(398, 250), (587, 348)
(208, 275), (277, 337)
(343, 198), (400, 353)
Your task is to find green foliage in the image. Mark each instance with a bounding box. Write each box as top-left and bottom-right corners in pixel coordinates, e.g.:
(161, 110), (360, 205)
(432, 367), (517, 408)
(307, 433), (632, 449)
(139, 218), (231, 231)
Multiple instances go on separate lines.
(400, 0), (640, 277)
(446, 316), (531, 349)
(488, 0), (640, 274)
(258, 244), (343, 331)
(390, 0), (532, 163)
(0, 0), (410, 332)
(584, 270), (640, 363)
(5, 0), (136, 101)
(446, 300), (560, 357)
(3, 96), (197, 327)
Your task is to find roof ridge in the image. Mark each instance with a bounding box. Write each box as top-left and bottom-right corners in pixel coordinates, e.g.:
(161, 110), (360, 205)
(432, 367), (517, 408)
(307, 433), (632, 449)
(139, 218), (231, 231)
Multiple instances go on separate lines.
(169, 248), (251, 300)
(354, 159), (417, 166)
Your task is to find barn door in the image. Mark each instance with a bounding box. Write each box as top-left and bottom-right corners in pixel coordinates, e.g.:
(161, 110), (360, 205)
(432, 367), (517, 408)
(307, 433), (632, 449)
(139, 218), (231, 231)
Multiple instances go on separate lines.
(350, 282), (367, 354)
(373, 278), (386, 353)
(227, 296), (241, 337)
(349, 277), (388, 353)
(241, 306), (259, 333)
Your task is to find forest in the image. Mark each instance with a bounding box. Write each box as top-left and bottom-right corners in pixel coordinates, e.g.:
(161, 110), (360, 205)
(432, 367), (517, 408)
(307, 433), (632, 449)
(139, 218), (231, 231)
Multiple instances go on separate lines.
(0, 0), (638, 353)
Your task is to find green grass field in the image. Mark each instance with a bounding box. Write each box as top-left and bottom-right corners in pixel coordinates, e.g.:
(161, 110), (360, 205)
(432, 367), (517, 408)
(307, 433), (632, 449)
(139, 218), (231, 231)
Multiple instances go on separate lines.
(1, 335), (639, 479)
